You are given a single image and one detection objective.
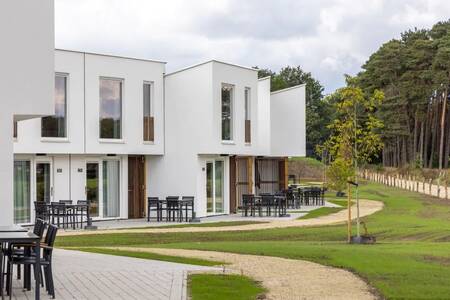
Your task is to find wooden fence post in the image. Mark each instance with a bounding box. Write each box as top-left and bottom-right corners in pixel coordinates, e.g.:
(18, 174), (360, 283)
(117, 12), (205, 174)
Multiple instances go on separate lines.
(429, 179), (432, 195)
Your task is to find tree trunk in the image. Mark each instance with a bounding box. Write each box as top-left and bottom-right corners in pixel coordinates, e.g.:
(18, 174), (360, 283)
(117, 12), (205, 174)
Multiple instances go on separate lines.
(439, 90), (447, 170)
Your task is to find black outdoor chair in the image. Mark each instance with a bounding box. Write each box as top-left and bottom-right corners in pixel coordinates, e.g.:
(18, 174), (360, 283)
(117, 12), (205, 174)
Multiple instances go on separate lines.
(166, 196), (181, 222)
(75, 200), (89, 228)
(7, 224), (58, 299)
(181, 196), (194, 222)
(50, 202), (69, 228)
(241, 194), (255, 217)
(147, 197), (161, 222)
(260, 194), (275, 216)
(34, 202), (50, 223)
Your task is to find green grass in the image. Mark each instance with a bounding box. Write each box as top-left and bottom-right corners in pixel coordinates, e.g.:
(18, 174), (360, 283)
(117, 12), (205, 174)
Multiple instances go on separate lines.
(296, 199), (349, 219)
(188, 274), (266, 300)
(289, 156), (324, 167)
(297, 207), (346, 219)
(117, 221), (267, 230)
(69, 247), (224, 266)
(56, 181), (450, 299)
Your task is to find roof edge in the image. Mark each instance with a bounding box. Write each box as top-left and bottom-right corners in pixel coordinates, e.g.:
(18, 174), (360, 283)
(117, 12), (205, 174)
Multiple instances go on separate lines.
(270, 84), (306, 95)
(165, 59), (258, 77)
(55, 48), (167, 64)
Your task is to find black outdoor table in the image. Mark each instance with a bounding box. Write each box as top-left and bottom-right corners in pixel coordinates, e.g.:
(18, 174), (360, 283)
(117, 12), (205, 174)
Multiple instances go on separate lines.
(0, 225), (27, 233)
(47, 203), (89, 229)
(0, 231), (41, 300)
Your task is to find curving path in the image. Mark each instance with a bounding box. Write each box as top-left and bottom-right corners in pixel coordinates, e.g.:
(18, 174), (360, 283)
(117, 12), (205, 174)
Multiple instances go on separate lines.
(108, 247), (377, 300)
(60, 199), (383, 236)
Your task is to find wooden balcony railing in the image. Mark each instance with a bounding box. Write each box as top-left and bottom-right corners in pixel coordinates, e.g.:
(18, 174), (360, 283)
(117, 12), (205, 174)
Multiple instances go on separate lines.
(245, 119), (251, 143)
(144, 116), (154, 142)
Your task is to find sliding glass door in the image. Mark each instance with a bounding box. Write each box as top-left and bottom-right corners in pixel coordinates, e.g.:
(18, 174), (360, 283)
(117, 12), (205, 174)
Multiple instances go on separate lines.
(14, 161), (31, 224)
(206, 160), (224, 214)
(103, 160), (120, 218)
(36, 161), (52, 203)
(86, 162), (100, 217)
(86, 159), (120, 219)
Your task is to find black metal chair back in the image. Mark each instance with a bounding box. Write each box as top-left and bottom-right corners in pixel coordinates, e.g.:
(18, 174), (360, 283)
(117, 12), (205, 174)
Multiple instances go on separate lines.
(33, 218), (47, 239)
(34, 201), (49, 222)
(59, 200), (73, 204)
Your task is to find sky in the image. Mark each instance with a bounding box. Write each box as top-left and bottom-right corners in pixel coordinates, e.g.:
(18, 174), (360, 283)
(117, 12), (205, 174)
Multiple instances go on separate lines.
(55, 0), (450, 94)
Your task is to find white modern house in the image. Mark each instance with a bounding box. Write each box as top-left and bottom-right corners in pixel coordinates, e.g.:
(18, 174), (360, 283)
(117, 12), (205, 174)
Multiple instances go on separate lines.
(148, 61), (305, 217)
(12, 53), (305, 223)
(13, 49), (165, 223)
(1, 0), (55, 226)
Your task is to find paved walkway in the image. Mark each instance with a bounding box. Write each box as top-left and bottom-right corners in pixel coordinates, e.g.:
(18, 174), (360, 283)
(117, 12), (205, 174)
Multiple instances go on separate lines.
(110, 247), (377, 300)
(60, 199), (383, 236)
(10, 249), (217, 300)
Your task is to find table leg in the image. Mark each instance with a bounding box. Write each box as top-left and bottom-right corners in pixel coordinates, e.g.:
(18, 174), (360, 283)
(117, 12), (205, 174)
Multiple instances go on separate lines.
(34, 242), (40, 300)
(24, 247), (31, 290)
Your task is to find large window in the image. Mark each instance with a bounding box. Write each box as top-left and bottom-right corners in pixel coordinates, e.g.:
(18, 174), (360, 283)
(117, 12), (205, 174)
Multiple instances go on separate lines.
(100, 78), (122, 139)
(14, 160), (31, 224)
(244, 87), (251, 143)
(143, 82), (154, 142)
(221, 84), (234, 141)
(103, 160), (120, 217)
(42, 74), (67, 138)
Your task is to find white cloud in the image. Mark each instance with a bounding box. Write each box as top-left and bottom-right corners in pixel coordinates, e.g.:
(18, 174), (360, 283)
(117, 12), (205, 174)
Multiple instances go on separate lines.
(55, 0), (450, 93)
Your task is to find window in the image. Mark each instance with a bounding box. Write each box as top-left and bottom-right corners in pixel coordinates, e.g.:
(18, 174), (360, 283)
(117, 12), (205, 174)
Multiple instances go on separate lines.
(100, 78), (122, 139)
(244, 87), (251, 143)
(14, 160), (31, 224)
(143, 82), (154, 142)
(221, 84), (234, 141)
(13, 122), (17, 139)
(42, 74), (67, 138)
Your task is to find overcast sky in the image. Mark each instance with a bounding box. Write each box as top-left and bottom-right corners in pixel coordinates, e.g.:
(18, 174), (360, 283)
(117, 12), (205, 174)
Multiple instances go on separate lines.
(55, 0), (450, 94)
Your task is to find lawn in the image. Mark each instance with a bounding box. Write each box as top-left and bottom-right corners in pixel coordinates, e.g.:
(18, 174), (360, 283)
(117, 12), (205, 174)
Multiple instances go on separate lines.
(117, 220), (267, 230)
(188, 274), (266, 300)
(57, 181), (450, 299)
(70, 247), (225, 266)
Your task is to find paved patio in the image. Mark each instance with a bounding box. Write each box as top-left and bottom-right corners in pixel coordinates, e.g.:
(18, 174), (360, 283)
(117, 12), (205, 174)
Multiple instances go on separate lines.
(9, 249), (217, 300)
(78, 201), (340, 231)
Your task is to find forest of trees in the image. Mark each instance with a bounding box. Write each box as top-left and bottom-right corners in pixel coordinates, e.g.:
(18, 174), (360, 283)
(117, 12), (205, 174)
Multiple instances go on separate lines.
(355, 20), (450, 170)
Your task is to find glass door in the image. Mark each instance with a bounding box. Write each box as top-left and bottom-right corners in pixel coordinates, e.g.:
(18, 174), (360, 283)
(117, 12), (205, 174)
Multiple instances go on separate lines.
(14, 160), (31, 223)
(103, 160), (120, 218)
(86, 162), (100, 217)
(36, 161), (52, 203)
(206, 160), (224, 214)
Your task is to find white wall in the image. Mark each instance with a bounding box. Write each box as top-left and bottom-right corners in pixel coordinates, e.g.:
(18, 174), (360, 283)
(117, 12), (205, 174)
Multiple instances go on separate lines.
(15, 50), (85, 154)
(257, 77), (272, 156)
(15, 50), (165, 156)
(147, 63), (212, 213)
(270, 85), (306, 157)
(0, 0), (55, 121)
(84, 53), (165, 155)
(0, 0), (54, 226)
(208, 62), (260, 156)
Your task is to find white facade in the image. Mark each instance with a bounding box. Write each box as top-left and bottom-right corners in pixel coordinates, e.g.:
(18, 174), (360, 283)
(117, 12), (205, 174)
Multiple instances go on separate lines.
(13, 50), (165, 224)
(148, 60), (305, 218)
(9, 47), (304, 222)
(1, 0), (54, 226)
(270, 85), (306, 157)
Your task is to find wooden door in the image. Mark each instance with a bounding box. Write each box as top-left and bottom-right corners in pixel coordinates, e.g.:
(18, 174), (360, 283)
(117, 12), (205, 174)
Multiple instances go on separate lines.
(128, 156), (146, 219)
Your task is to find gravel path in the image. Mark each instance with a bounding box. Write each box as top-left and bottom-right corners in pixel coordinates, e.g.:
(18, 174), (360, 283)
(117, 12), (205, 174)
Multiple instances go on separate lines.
(60, 199), (383, 236)
(108, 247), (377, 300)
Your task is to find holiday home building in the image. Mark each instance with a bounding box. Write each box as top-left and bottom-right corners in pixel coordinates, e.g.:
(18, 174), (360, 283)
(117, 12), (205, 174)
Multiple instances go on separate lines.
(12, 52), (305, 223)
